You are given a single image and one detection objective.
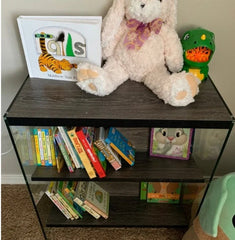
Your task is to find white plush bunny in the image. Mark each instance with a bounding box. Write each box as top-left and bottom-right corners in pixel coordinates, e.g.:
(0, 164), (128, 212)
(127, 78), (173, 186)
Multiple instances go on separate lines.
(76, 0), (200, 107)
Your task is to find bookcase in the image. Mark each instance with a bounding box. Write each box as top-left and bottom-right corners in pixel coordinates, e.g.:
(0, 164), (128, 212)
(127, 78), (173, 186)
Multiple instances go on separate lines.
(4, 76), (234, 240)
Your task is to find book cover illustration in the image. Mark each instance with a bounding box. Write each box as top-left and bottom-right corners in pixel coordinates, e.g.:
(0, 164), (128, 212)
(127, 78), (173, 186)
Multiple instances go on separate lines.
(83, 181), (110, 219)
(105, 127), (135, 166)
(150, 128), (193, 160)
(74, 181), (101, 219)
(147, 182), (182, 204)
(17, 16), (102, 81)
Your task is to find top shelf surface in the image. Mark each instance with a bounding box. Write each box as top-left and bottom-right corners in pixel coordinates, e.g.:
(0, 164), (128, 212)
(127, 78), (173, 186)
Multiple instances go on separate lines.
(5, 76), (234, 128)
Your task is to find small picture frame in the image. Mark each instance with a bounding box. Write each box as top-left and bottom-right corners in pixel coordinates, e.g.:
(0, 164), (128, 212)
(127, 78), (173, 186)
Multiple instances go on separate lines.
(150, 128), (193, 160)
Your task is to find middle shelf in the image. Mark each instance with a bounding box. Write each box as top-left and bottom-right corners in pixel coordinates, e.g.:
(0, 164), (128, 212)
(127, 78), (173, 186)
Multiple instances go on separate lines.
(31, 152), (204, 183)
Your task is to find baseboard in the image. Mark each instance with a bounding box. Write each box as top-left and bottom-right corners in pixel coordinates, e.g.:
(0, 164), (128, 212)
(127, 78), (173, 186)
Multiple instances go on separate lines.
(1, 174), (25, 184)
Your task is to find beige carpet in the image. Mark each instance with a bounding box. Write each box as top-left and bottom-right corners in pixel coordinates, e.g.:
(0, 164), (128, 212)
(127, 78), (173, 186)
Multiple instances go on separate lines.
(1, 185), (186, 240)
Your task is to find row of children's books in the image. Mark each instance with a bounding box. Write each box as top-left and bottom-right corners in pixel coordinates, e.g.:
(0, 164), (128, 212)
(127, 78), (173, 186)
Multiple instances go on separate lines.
(13, 126), (136, 179)
(140, 182), (206, 204)
(46, 181), (109, 220)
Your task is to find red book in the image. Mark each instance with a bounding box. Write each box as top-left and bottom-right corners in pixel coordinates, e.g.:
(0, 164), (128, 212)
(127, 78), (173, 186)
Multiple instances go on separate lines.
(76, 128), (106, 178)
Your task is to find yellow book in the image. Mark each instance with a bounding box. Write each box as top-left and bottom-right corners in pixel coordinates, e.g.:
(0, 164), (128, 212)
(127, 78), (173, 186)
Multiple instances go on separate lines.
(109, 142), (134, 166)
(37, 129), (45, 166)
(49, 128), (56, 166)
(67, 128), (96, 179)
(32, 128), (41, 166)
(41, 129), (49, 166)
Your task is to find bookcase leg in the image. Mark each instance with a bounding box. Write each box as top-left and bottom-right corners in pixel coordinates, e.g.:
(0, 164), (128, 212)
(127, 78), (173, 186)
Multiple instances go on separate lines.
(196, 123), (234, 216)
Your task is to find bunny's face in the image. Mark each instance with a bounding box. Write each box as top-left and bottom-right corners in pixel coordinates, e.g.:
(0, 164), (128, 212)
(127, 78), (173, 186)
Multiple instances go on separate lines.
(125, 0), (163, 23)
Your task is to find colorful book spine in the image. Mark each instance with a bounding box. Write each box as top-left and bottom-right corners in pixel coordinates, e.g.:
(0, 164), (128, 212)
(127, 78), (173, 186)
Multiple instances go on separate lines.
(74, 181), (101, 219)
(55, 132), (74, 173)
(94, 139), (121, 170)
(76, 129), (106, 178)
(41, 129), (49, 166)
(55, 193), (78, 219)
(57, 181), (83, 219)
(52, 194), (73, 219)
(105, 127), (135, 166)
(45, 182), (72, 220)
(67, 128), (96, 179)
(94, 146), (107, 171)
(32, 128), (41, 166)
(84, 200), (108, 219)
(37, 129), (45, 166)
(44, 128), (53, 166)
(45, 190), (72, 220)
(49, 128), (56, 166)
(58, 127), (82, 169)
(140, 182), (148, 200)
(73, 197), (100, 219)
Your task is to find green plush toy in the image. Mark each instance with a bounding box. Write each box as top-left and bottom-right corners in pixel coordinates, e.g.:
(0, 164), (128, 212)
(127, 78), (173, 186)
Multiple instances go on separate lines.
(183, 173), (235, 240)
(181, 28), (215, 81)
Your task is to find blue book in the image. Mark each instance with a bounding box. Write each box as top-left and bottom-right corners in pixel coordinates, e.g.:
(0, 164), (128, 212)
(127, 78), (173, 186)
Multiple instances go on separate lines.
(105, 127), (135, 166)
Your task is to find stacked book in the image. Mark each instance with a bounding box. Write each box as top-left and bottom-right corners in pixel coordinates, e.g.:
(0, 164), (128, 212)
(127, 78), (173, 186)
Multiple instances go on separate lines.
(45, 181), (109, 220)
(16, 126), (136, 179)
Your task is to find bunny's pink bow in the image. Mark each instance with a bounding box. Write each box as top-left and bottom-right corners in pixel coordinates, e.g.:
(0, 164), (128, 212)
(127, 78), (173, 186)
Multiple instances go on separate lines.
(124, 18), (163, 50)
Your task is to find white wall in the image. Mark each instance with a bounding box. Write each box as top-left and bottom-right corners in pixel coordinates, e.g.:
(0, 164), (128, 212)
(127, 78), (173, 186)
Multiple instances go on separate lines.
(2, 0), (235, 183)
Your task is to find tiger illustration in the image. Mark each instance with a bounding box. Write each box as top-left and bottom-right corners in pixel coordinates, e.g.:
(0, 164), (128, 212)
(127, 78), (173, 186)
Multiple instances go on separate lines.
(38, 32), (77, 74)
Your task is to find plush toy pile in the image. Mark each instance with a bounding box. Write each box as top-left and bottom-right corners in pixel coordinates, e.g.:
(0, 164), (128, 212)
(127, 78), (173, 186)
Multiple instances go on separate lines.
(76, 0), (200, 107)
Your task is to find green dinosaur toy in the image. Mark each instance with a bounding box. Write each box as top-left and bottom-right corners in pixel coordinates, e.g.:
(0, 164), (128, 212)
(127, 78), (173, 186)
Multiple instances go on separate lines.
(181, 28), (215, 81)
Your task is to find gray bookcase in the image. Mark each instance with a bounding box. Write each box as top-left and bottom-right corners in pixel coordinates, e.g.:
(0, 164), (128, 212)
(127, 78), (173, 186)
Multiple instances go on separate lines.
(4, 76), (234, 240)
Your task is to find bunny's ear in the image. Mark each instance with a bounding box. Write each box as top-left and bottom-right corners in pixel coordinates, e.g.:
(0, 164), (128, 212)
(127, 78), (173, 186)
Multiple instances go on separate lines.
(102, 0), (125, 45)
(164, 0), (178, 29)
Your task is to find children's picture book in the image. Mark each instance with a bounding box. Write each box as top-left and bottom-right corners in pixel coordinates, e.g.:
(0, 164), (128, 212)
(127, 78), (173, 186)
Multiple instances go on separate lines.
(150, 128), (193, 160)
(67, 127), (96, 179)
(82, 181), (110, 219)
(58, 126), (83, 169)
(76, 127), (106, 178)
(54, 131), (75, 173)
(105, 127), (135, 166)
(45, 181), (73, 220)
(140, 182), (148, 200)
(181, 183), (206, 204)
(147, 182), (182, 204)
(94, 127), (122, 171)
(73, 181), (101, 219)
(17, 16), (102, 81)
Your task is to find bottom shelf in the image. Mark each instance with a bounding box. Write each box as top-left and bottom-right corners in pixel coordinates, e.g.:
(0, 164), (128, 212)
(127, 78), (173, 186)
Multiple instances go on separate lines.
(38, 194), (190, 228)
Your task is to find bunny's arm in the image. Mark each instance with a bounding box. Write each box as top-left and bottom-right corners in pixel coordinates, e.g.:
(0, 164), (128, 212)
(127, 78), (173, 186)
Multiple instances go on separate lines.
(102, 20), (126, 60)
(161, 25), (184, 73)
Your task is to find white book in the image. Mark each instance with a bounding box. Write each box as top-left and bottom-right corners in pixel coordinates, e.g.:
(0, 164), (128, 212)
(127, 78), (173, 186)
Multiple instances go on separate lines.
(73, 198), (100, 219)
(17, 15), (102, 81)
(58, 126), (81, 168)
(45, 191), (72, 220)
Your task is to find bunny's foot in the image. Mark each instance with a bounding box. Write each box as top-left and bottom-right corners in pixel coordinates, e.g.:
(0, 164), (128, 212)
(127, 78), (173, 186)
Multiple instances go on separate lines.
(167, 72), (200, 107)
(76, 63), (109, 96)
(76, 58), (129, 96)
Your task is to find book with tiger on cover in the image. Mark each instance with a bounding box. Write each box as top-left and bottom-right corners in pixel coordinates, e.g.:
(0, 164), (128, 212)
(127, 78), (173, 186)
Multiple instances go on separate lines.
(17, 16), (102, 81)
